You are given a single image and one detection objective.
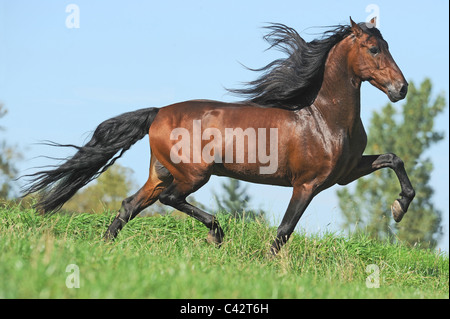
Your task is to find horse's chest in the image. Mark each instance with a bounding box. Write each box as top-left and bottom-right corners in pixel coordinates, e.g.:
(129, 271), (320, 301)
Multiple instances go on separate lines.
(334, 122), (368, 172)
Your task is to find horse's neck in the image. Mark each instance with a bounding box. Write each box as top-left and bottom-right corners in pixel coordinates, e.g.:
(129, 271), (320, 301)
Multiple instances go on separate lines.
(312, 39), (361, 131)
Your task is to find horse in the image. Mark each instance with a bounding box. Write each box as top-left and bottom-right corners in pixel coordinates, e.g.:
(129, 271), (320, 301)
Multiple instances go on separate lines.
(23, 17), (415, 255)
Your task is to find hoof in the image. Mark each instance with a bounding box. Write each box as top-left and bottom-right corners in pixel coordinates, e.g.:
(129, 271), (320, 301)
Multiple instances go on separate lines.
(206, 228), (224, 246)
(391, 200), (405, 223)
(269, 246), (279, 257)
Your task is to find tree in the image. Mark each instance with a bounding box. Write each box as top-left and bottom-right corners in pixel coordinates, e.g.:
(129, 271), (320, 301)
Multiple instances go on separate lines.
(337, 79), (446, 249)
(62, 164), (137, 213)
(0, 103), (22, 199)
(213, 177), (265, 221)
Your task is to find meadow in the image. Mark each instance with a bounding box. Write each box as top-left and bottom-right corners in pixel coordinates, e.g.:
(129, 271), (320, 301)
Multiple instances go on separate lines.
(0, 203), (448, 299)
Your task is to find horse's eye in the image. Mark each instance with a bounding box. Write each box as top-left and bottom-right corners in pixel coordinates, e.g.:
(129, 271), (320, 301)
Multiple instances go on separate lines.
(369, 47), (379, 55)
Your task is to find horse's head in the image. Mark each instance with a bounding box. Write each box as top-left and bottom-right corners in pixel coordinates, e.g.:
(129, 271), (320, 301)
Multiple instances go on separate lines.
(347, 17), (408, 102)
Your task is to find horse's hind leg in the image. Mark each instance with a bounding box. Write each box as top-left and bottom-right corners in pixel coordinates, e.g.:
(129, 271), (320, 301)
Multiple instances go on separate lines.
(104, 158), (171, 240)
(159, 179), (224, 245)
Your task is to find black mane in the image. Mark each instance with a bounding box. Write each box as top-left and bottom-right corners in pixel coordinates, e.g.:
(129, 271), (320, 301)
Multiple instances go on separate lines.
(229, 22), (382, 110)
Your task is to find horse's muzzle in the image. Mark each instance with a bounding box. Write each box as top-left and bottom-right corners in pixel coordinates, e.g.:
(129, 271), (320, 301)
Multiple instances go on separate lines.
(387, 81), (408, 102)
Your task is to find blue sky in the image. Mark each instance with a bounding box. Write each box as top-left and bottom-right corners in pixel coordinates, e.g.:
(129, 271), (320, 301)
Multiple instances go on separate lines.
(1, 0), (448, 251)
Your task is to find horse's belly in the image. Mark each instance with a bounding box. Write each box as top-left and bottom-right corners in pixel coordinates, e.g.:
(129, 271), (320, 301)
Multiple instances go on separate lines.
(212, 163), (292, 187)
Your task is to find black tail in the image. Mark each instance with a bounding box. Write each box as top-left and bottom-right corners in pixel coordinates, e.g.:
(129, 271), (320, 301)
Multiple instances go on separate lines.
(22, 107), (160, 213)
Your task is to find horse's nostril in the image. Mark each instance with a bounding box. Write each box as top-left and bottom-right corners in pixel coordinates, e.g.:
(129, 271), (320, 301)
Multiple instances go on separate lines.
(399, 83), (408, 97)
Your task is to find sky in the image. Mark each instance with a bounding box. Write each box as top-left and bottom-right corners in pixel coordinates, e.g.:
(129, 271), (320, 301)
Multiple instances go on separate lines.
(0, 0), (448, 251)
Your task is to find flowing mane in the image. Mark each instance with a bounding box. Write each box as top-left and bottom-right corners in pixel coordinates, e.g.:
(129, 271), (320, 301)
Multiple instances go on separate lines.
(229, 22), (383, 110)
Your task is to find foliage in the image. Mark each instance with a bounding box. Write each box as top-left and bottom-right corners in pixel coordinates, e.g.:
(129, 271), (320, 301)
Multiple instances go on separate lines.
(62, 164), (137, 213)
(0, 204), (448, 298)
(337, 79), (446, 249)
(213, 177), (265, 221)
(0, 103), (22, 199)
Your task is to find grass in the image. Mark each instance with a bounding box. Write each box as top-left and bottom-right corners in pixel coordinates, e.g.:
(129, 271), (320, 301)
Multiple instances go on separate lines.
(0, 203), (448, 299)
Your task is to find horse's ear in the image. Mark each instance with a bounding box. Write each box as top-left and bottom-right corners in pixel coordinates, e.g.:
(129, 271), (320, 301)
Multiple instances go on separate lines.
(349, 16), (363, 37)
(369, 16), (377, 27)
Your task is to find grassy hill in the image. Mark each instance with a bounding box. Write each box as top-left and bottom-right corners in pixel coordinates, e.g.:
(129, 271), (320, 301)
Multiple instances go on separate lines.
(0, 203), (448, 299)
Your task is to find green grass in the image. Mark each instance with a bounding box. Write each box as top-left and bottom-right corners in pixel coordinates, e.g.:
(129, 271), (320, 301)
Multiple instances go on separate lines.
(0, 203), (448, 298)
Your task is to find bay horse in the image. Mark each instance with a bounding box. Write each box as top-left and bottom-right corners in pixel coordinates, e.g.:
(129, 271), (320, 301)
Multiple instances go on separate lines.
(23, 18), (415, 255)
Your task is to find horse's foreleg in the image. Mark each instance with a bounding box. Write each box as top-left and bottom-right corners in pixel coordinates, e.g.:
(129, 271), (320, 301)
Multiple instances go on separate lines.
(271, 186), (314, 255)
(338, 153), (415, 222)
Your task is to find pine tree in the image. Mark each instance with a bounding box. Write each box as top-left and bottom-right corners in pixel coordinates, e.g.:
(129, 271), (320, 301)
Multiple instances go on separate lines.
(213, 178), (265, 221)
(337, 79), (446, 249)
